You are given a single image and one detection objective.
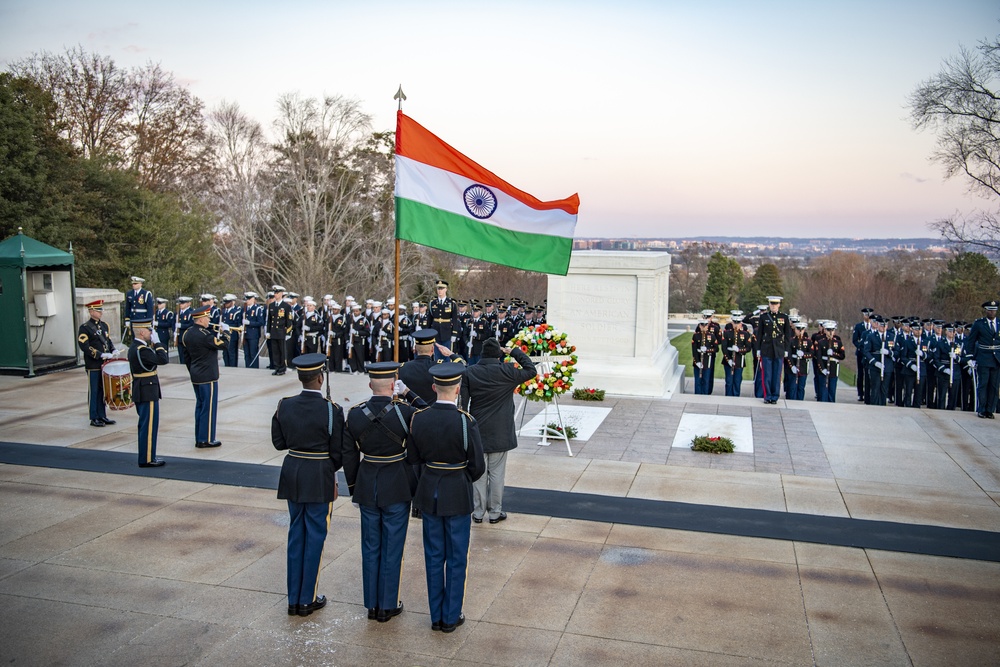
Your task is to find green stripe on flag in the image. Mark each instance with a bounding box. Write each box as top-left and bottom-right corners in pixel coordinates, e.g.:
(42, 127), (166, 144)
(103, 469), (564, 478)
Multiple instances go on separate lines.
(395, 197), (573, 275)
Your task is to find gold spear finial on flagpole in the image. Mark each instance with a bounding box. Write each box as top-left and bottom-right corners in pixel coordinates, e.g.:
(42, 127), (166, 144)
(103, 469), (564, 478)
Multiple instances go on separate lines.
(394, 85), (406, 111)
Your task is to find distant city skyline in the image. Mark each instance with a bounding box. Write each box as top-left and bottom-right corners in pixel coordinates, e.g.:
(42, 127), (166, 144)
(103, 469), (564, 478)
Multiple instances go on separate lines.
(1, 0), (997, 238)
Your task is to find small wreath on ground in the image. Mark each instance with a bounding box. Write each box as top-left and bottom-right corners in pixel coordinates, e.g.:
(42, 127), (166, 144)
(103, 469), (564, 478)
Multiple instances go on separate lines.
(691, 434), (735, 454)
(507, 324), (578, 402)
(545, 422), (578, 439)
(573, 387), (605, 401)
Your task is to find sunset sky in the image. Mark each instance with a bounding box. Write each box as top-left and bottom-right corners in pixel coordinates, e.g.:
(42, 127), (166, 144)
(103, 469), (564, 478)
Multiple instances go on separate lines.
(2, 0), (997, 238)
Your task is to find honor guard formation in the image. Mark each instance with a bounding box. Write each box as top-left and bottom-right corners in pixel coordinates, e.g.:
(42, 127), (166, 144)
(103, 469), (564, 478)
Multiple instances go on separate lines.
(690, 296), (1000, 415)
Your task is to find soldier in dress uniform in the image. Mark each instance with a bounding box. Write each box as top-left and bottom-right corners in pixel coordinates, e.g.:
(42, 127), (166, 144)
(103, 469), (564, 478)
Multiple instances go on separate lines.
(415, 302), (430, 331)
(182, 305), (230, 448)
(299, 297), (324, 355)
(702, 310), (721, 395)
(175, 296), (193, 364)
(691, 318), (718, 395)
(455, 301), (472, 361)
(429, 279), (459, 353)
(964, 300), (1000, 419)
(933, 323), (964, 410)
(221, 294), (242, 367)
(326, 302), (347, 372)
(495, 308), (518, 347)
(852, 308), (875, 403)
(154, 298), (175, 354)
(786, 321), (812, 401)
(124, 276), (154, 344)
(264, 291), (276, 369)
(922, 318), (938, 409)
(815, 321), (847, 402)
(375, 308), (395, 361)
(468, 303), (490, 366)
(285, 292), (302, 365)
(862, 315), (894, 406)
(242, 292), (266, 368)
(407, 362), (485, 633)
(200, 293), (221, 327)
(722, 314), (754, 397)
(397, 304), (414, 363)
(756, 296), (792, 404)
(344, 361), (427, 622)
(267, 286), (293, 375)
(78, 300), (119, 427)
(271, 353), (345, 617)
(348, 303), (371, 374)
(127, 316), (169, 467)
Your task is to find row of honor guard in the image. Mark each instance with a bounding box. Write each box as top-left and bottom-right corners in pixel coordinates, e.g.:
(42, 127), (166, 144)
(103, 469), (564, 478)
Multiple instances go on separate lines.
(691, 296), (847, 403)
(852, 301), (1000, 418)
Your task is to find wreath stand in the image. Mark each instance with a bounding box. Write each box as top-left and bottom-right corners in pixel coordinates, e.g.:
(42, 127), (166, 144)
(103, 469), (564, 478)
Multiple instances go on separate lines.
(514, 355), (574, 457)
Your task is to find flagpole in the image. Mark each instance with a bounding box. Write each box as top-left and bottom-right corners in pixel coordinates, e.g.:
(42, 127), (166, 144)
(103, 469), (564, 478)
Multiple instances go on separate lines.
(393, 85), (406, 363)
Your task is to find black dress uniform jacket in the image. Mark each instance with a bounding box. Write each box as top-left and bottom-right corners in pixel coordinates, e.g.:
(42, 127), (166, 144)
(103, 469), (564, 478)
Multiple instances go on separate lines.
(407, 402), (485, 516)
(127, 339), (169, 403)
(461, 347), (537, 454)
(399, 352), (465, 404)
(756, 310), (793, 358)
(344, 394), (425, 507)
(78, 318), (115, 370)
(271, 391), (346, 503)
(182, 324), (228, 383)
(268, 301), (293, 341)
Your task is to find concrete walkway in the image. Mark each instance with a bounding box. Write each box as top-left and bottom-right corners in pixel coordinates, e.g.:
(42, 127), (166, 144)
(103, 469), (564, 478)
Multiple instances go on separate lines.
(0, 364), (998, 666)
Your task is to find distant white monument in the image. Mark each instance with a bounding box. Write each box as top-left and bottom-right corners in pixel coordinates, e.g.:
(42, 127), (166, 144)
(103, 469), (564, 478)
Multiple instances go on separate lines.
(547, 251), (682, 398)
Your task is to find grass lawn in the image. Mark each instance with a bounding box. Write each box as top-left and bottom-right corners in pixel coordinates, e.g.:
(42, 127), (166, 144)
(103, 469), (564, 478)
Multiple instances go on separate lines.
(670, 332), (856, 386)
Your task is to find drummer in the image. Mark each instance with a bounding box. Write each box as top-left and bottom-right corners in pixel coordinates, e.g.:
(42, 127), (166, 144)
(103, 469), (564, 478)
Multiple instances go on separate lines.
(77, 299), (119, 428)
(128, 317), (170, 467)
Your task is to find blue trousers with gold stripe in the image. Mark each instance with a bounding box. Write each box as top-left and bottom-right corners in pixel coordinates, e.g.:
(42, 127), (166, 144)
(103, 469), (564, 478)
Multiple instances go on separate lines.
(192, 381), (218, 443)
(360, 501), (409, 611)
(422, 512), (471, 626)
(136, 400), (159, 465)
(86, 369), (108, 421)
(286, 501), (332, 606)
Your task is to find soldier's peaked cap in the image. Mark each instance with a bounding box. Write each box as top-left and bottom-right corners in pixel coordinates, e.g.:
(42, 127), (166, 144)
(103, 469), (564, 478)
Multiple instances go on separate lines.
(272, 285), (286, 292)
(982, 300), (999, 310)
(435, 279), (448, 288)
(291, 353), (326, 373)
(367, 361), (401, 378)
(767, 295), (783, 303)
(131, 316), (154, 329)
(861, 307), (874, 314)
(155, 297), (168, 304)
(177, 296), (192, 303)
(412, 329), (438, 345)
(429, 362), (465, 386)
(130, 276), (145, 283)
(86, 299), (104, 310)
(824, 321), (837, 329)
(192, 305), (212, 317)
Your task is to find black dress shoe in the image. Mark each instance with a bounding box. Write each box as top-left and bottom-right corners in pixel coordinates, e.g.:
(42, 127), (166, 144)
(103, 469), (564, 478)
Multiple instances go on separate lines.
(101, 417), (117, 425)
(297, 595), (327, 616)
(988, 412), (996, 419)
(208, 440), (222, 447)
(978, 412), (989, 419)
(288, 604), (300, 616)
(275, 370), (286, 376)
(489, 512), (507, 524)
(367, 608), (378, 620)
(411, 506), (422, 519)
(272, 370), (280, 375)
(195, 441), (222, 448)
(90, 420), (105, 427)
(138, 459), (165, 468)
(376, 602), (403, 623)
(440, 614), (465, 633)
(431, 619), (442, 631)
(472, 516), (483, 524)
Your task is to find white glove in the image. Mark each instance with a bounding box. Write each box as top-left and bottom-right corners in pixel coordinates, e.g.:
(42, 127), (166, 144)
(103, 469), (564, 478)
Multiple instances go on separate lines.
(100, 352), (113, 360)
(944, 368), (952, 376)
(150, 330), (160, 345)
(821, 369), (830, 376)
(727, 359), (734, 367)
(826, 348), (834, 356)
(352, 502), (360, 509)
(874, 362), (883, 370)
(916, 348), (923, 357)
(303, 325), (310, 332)
(909, 363), (918, 372)
(695, 362), (703, 369)
(756, 350), (761, 359)
(265, 332), (271, 339)
(791, 366), (799, 375)
(219, 323), (230, 332)
(393, 380), (408, 395)
(298, 335), (304, 343)
(699, 346), (707, 353)
(243, 318), (249, 326)
(880, 348), (889, 355)
(729, 345), (739, 352)
(968, 360), (976, 369)
(784, 351), (789, 358)
(796, 350), (804, 358)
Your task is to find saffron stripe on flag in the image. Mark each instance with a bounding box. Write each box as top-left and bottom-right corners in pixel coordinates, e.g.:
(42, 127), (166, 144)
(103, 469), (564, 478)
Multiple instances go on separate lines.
(395, 197), (574, 275)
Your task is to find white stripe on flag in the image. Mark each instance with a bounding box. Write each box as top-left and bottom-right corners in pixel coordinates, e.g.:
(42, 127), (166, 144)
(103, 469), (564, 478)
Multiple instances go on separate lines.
(395, 156), (576, 239)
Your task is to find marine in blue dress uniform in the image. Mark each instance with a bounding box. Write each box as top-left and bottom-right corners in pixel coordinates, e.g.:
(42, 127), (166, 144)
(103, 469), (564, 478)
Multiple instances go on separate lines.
(963, 300), (1000, 419)
(175, 297), (194, 364)
(124, 276), (154, 343)
(77, 300), (118, 427)
(271, 353), (345, 617)
(242, 292), (266, 368)
(815, 321), (847, 402)
(722, 314), (754, 397)
(127, 317), (170, 466)
(153, 298), (175, 354)
(182, 305), (230, 448)
(344, 362), (426, 622)
(786, 321), (812, 401)
(407, 363), (485, 632)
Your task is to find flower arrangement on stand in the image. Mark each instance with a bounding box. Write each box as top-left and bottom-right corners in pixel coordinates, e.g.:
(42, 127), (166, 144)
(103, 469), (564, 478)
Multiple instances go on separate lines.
(691, 434), (735, 454)
(572, 387), (605, 401)
(507, 324), (578, 402)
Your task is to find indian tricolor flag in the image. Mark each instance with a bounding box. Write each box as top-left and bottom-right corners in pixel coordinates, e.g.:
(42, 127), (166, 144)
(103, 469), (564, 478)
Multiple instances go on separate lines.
(394, 111), (579, 275)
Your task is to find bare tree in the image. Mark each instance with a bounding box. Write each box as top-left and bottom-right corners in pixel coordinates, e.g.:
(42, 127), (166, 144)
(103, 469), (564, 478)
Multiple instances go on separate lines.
(910, 35), (1000, 255)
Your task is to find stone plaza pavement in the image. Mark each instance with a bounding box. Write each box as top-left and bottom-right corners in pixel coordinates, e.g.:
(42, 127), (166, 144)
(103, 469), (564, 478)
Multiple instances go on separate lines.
(0, 363), (998, 666)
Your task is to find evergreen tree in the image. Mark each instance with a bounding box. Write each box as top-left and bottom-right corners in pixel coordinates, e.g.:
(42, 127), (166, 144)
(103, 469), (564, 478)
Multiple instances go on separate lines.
(740, 263), (783, 311)
(702, 251), (743, 312)
(932, 252), (1000, 321)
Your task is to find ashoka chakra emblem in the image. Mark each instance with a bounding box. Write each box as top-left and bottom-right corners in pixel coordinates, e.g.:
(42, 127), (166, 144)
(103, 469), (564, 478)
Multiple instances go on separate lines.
(464, 184), (498, 219)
